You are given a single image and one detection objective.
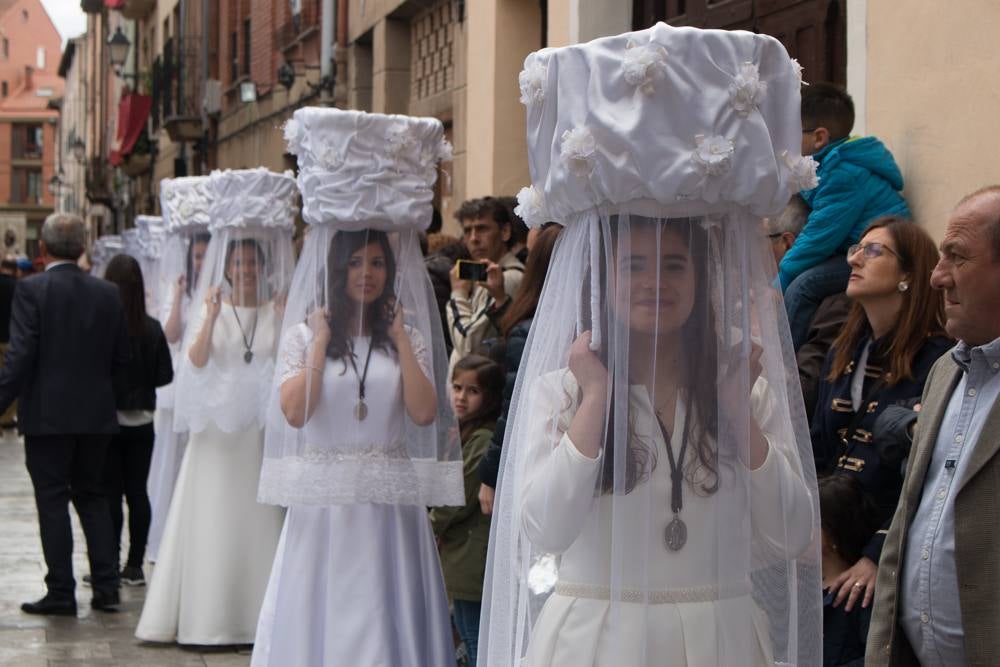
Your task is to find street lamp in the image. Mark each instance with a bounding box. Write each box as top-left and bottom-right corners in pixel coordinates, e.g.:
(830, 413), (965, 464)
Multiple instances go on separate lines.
(107, 27), (131, 71)
(239, 81), (258, 103)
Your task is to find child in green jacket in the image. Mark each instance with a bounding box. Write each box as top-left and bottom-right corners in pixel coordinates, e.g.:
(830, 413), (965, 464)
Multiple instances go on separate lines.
(430, 354), (504, 667)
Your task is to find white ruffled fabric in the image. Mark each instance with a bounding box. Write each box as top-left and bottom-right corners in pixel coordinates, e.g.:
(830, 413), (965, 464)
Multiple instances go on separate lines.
(207, 168), (298, 231)
(284, 108), (449, 231)
(517, 22), (807, 225)
(160, 176), (213, 232)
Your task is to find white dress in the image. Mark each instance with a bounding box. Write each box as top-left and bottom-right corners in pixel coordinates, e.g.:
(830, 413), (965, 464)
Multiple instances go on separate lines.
(136, 303), (285, 645)
(251, 326), (456, 667)
(146, 290), (190, 562)
(518, 370), (815, 666)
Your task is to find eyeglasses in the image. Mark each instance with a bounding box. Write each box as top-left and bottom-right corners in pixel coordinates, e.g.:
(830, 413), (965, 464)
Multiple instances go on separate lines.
(767, 232), (784, 240)
(801, 128), (817, 133)
(847, 242), (900, 260)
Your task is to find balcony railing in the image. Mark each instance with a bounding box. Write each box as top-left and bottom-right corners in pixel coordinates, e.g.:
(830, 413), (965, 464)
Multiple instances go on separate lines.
(275, 0), (322, 51)
(152, 37), (204, 142)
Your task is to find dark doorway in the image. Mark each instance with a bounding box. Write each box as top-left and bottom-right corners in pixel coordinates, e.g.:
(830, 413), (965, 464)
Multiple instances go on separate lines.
(632, 0), (846, 85)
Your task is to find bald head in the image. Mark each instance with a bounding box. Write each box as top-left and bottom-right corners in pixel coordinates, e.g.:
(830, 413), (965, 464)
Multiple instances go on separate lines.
(40, 213), (85, 260)
(955, 185), (1000, 262)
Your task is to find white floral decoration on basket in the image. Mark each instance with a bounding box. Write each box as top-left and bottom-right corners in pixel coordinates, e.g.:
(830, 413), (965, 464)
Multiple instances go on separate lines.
(791, 59), (806, 86)
(622, 40), (669, 95)
(178, 200), (195, 219)
(385, 122), (420, 166)
(728, 62), (767, 118)
(420, 139), (454, 182)
(782, 151), (820, 191)
(519, 60), (548, 107)
(514, 185), (549, 228)
(282, 118), (302, 153)
(691, 134), (735, 177)
(313, 137), (343, 170)
(560, 127), (597, 178)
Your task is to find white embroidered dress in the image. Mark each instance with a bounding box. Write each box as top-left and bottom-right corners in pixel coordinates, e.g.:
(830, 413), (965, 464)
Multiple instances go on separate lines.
(251, 323), (455, 667)
(518, 371), (814, 666)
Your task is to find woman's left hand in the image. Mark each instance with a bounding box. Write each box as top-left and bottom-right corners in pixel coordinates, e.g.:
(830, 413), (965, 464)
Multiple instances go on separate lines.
(830, 556), (877, 612)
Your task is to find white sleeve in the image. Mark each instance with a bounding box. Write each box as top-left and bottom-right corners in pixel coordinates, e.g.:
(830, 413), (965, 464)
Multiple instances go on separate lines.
(749, 378), (816, 561)
(519, 371), (603, 554)
(276, 323), (312, 387)
(405, 324), (431, 378)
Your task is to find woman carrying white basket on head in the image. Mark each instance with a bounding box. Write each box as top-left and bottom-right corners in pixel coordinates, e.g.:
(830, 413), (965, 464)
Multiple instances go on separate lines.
(479, 23), (823, 667)
(145, 176), (212, 565)
(251, 108), (463, 667)
(136, 168), (296, 646)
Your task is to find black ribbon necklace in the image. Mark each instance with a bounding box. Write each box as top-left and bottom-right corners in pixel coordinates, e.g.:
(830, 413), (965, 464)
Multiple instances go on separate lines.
(655, 409), (689, 552)
(230, 302), (258, 364)
(347, 339), (375, 421)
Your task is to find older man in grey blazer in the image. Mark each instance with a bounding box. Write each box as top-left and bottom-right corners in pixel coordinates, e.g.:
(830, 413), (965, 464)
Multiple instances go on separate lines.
(867, 186), (1000, 666)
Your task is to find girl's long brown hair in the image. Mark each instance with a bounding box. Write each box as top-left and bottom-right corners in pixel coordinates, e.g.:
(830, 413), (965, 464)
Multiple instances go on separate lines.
(453, 355), (504, 444)
(828, 216), (947, 384)
(498, 224), (562, 337)
(104, 254), (146, 338)
(598, 217), (720, 496)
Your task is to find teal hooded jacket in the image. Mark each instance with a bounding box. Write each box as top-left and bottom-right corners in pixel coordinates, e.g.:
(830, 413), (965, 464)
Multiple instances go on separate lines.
(779, 136), (911, 291)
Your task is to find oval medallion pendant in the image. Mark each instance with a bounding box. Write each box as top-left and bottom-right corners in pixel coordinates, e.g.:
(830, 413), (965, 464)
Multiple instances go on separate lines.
(664, 515), (687, 552)
(354, 400), (368, 421)
(243, 350), (254, 364)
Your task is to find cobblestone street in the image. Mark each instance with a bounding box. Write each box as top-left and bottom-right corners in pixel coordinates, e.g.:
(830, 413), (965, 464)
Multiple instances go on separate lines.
(0, 432), (251, 667)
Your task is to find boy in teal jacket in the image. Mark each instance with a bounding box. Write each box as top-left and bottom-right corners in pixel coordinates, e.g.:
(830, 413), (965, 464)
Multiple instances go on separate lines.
(782, 83), (911, 349)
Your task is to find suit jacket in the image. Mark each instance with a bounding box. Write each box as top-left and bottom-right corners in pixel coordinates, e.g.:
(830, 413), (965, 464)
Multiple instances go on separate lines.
(0, 272), (16, 343)
(0, 263), (129, 435)
(866, 353), (1000, 666)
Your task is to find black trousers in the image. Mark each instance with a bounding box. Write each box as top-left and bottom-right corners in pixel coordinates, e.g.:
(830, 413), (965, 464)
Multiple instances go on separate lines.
(24, 434), (119, 600)
(104, 423), (154, 570)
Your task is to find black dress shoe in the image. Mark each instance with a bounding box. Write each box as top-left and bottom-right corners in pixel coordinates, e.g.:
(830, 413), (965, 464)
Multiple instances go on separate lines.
(90, 589), (120, 612)
(21, 595), (77, 616)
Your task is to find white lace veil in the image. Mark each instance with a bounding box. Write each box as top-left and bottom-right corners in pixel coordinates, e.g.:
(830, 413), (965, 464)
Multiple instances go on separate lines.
(90, 235), (122, 278)
(154, 176), (213, 410)
(171, 168), (297, 435)
(479, 24), (822, 667)
(135, 215), (165, 315)
(258, 107), (463, 508)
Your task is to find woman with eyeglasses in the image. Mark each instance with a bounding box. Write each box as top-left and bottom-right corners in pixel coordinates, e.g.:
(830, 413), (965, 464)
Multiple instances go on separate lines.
(809, 216), (950, 656)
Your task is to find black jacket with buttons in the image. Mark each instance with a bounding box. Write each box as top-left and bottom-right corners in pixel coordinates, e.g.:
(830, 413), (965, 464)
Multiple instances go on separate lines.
(811, 332), (953, 562)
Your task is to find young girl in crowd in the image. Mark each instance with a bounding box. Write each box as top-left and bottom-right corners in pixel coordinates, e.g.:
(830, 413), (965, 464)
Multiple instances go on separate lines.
(818, 475), (879, 666)
(431, 355), (504, 666)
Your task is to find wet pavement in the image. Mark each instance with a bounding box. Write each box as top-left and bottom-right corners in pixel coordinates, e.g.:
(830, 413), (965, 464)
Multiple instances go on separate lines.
(0, 431), (251, 667)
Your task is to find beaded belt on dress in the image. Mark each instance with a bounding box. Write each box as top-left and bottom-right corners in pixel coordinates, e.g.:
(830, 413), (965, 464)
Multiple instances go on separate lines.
(553, 580), (751, 604)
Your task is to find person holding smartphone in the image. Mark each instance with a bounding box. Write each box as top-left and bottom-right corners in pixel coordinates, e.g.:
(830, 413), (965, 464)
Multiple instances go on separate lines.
(447, 197), (525, 371)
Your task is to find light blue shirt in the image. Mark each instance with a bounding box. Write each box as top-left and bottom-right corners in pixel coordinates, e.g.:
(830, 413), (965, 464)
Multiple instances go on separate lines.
(900, 338), (1000, 665)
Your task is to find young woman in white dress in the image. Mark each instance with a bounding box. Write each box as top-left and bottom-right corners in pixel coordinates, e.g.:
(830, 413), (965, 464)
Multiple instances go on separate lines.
(253, 107), (462, 667)
(146, 216), (210, 562)
(479, 23), (823, 667)
(137, 169), (296, 645)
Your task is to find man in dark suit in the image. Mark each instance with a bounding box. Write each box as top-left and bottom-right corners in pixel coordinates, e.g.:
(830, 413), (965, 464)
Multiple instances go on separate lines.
(0, 213), (129, 616)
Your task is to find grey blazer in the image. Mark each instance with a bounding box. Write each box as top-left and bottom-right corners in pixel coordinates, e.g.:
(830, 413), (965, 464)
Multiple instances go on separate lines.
(866, 353), (1000, 666)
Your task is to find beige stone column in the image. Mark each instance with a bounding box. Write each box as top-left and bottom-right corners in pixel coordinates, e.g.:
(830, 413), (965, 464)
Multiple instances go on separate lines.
(464, 0), (541, 198)
(372, 17), (411, 114)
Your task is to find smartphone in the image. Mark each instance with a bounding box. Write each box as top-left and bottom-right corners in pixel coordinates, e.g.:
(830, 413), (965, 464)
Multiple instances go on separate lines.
(457, 260), (488, 282)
